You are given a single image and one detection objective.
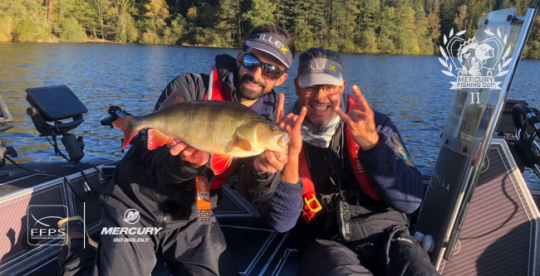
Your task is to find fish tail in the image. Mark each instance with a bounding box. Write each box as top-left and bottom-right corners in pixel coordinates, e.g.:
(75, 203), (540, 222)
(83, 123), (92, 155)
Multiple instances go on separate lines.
(112, 116), (141, 150)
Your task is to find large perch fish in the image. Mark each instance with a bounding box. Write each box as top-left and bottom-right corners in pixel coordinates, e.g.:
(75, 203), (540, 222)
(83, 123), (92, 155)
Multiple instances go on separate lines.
(112, 91), (290, 175)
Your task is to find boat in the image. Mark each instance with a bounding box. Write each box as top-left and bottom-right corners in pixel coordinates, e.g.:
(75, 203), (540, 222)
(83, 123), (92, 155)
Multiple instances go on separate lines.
(0, 7), (539, 276)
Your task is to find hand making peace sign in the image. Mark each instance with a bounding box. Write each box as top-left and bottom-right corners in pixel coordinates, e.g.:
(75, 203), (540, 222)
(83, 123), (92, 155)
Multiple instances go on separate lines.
(253, 93), (306, 175)
(335, 85), (380, 151)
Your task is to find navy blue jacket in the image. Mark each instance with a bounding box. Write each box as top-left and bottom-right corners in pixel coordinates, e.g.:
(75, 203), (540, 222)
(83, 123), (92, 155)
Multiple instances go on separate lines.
(239, 108), (423, 235)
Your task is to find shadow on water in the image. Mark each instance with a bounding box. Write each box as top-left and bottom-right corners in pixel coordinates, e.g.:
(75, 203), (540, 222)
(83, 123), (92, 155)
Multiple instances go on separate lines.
(1, 43), (540, 183)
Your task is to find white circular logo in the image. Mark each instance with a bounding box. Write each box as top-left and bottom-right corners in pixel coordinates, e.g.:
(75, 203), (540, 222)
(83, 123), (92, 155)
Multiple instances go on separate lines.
(123, 209), (140, 225)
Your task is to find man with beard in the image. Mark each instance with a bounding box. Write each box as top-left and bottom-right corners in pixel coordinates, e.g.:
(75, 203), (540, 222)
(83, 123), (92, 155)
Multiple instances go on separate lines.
(239, 47), (440, 275)
(58, 24), (305, 276)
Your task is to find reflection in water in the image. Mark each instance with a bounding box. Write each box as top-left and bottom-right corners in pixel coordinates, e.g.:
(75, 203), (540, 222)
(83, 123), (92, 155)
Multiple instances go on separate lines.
(1, 43), (539, 182)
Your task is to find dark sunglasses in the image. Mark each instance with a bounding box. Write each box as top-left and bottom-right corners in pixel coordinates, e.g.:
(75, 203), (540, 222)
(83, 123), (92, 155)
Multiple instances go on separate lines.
(241, 53), (285, 80)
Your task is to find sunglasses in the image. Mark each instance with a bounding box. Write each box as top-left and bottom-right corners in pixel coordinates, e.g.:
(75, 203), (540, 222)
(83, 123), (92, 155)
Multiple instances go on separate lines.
(241, 53), (285, 80)
(303, 85), (341, 96)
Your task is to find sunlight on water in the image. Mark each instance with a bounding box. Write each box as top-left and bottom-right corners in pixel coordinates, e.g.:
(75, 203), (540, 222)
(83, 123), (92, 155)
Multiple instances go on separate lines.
(1, 43), (539, 183)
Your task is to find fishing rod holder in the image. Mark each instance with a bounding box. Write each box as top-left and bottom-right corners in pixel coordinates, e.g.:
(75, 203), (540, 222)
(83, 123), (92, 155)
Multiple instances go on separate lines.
(25, 85), (88, 162)
(101, 105), (144, 151)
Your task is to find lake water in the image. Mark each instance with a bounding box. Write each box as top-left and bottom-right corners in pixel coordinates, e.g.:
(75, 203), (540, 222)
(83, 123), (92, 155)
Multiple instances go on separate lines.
(1, 42), (539, 183)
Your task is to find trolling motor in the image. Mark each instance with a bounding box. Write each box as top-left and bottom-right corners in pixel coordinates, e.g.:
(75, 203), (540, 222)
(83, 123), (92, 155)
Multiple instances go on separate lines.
(510, 103), (540, 177)
(25, 85), (88, 162)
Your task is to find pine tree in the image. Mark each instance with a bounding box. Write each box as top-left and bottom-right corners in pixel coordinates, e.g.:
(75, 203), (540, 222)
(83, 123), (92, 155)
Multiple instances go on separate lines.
(243, 0), (276, 29)
(394, 1), (416, 54)
(453, 4), (467, 31)
(217, 0), (240, 46)
(376, 5), (396, 53)
(439, 0), (456, 41)
(414, 5), (433, 54)
(140, 0), (170, 43)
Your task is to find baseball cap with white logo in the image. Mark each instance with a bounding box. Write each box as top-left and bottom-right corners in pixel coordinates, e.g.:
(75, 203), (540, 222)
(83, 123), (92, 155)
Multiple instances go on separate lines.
(297, 58), (344, 88)
(245, 32), (293, 69)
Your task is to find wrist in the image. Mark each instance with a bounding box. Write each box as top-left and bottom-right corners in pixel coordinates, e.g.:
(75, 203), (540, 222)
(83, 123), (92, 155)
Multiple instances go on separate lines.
(281, 157), (299, 184)
(361, 133), (380, 151)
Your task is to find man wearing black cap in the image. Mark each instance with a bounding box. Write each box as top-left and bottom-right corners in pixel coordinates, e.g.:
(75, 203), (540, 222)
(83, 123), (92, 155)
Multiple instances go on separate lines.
(240, 47), (440, 275)
(58, 24), (302, 276)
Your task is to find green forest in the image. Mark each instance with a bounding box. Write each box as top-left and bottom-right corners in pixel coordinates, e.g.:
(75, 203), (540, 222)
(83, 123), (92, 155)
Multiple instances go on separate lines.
(1, 0), (540, 58)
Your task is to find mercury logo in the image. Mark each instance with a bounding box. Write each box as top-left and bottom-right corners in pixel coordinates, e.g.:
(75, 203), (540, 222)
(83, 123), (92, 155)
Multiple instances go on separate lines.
(123, 209), (140, 225)
(102, 208), (162, 240)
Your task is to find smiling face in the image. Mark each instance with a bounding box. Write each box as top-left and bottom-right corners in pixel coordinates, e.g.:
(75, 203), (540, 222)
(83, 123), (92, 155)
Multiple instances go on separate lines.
(294, 79), (346, 125)
(235, 48), (288, 101)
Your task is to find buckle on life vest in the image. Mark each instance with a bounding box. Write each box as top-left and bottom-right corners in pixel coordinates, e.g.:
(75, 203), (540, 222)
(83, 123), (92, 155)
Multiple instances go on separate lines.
(304, 193), (322, 213)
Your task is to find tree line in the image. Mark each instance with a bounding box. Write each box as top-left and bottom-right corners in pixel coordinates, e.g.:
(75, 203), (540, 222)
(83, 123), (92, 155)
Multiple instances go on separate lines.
(1, 0), (540, 58)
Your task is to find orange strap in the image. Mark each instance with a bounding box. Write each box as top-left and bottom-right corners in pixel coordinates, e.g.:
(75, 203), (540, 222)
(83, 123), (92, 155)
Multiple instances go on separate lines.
(299, 146), (322, 223)
(196, 176), (211, 210)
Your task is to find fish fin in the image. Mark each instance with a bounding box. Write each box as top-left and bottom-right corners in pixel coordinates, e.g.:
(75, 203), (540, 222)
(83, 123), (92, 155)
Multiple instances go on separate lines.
(235, 137), (253, 151)
(112, 116), (140, 150)
(210, 154), (233, 175)
(158, 90), (186, 110)
(147, 129), (172, 150)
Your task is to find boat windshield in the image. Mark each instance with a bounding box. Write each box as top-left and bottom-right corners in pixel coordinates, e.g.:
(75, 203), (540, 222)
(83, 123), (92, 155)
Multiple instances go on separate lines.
(440, 8), (521, 156)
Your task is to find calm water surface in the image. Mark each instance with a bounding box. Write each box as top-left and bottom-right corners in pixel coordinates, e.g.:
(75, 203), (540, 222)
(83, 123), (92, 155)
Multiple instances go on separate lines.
(1, 43), (539, 183)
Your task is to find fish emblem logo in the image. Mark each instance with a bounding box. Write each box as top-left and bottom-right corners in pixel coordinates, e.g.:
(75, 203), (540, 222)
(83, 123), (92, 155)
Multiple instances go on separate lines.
(438, 28), (512, 91)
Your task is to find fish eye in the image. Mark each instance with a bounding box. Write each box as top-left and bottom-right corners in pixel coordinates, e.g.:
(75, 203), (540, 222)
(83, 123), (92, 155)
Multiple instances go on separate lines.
(269, 125), (276, 131)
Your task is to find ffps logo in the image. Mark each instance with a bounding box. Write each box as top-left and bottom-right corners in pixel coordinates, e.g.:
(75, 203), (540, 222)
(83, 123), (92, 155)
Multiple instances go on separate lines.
(439, 28), (512, 94)
(27, 205), (68, 246)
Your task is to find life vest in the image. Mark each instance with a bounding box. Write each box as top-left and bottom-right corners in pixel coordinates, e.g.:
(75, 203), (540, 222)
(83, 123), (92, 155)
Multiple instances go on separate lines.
(203, 66), (241, 189)
(300, 94), (381, 223)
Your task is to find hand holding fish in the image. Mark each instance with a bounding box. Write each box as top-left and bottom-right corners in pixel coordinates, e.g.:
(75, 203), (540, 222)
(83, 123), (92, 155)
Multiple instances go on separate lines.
(252, 94), (290, 175)
(335, 85), (379, 151)
(253, 94), (306, 180)
(167, 140), (210, 169)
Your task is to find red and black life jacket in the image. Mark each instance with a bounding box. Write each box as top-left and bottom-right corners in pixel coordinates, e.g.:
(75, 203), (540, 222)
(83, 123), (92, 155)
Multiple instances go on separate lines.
(300, 94), (381, 223)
